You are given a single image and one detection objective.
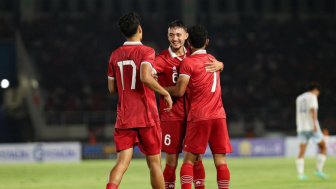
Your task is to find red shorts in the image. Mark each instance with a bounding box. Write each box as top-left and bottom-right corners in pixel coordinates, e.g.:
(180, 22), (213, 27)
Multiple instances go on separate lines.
(114, 122), (161, 155)
(183, 118), (232, 154)
(161, 121), (186, 154)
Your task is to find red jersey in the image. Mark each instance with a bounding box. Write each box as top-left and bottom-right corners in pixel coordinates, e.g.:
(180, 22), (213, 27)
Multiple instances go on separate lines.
(154, 47), (190, 121)
(179, 50), (226, 122)
(108, 41), (159, 129)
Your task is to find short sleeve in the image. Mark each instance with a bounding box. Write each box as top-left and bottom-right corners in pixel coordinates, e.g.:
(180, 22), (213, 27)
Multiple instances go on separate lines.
(179, 59), (192, 78)
(308, 95), (318, 109)
(141, 47), (155, 66)
(108, 53), (115, 79)
(153, 55), (166, 75)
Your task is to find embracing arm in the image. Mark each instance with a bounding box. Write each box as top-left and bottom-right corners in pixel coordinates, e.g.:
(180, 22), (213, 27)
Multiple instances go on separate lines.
(141, 63), (172, 111)
(165, 75), (190, 97)
(205, 57), (224, 72)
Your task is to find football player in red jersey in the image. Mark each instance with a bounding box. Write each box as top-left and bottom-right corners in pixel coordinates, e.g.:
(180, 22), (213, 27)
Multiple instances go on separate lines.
(153, 21), (224, 189)
(165, 25), (232, 189)
(106, 12), (172, 189)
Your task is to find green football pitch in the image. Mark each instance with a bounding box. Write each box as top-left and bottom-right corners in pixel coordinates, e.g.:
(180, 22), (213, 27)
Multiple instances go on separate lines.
(0, 157), (335, 189)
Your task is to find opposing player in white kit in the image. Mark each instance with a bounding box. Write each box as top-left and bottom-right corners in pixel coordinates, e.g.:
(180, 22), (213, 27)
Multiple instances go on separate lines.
(295, 82), (329, 180)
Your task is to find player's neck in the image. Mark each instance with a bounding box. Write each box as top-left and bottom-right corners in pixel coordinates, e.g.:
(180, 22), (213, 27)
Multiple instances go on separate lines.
(309, 89), (319, 96)
(189, 41), (208, 54)
(126, 35), (141, 42)
(190, 47), (205, 54)
(171, 46), (185, 56)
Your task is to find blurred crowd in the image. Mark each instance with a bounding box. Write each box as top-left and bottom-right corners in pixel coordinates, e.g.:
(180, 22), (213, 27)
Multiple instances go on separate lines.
(0, 18), (15, 39)
(9, 15), (336, 134)
(208, 17), (336, 133)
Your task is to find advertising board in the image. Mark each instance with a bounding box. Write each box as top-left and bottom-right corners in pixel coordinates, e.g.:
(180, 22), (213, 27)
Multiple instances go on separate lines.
(0, 142), (81, 163)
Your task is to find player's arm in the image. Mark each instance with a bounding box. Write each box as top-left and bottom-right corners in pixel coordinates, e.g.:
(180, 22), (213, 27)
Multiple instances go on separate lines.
(151, 69), (158, 81)
(165, 75), (190, 97)
(140, 63), (172, 111)
(310, 108), (318, 131)
(108, 77), (117, 94)
(205, 57), (224, 72)
(152, 55), (165, 80)
(107, 53), (117, 94)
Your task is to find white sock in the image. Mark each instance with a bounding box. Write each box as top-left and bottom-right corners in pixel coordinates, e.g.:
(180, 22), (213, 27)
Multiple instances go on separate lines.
(316, 154), (327, 172)
(296, 158), (304, 175)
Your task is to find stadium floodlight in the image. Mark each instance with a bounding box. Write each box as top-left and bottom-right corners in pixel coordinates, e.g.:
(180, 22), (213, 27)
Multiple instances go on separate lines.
(1, 79), (10, 89)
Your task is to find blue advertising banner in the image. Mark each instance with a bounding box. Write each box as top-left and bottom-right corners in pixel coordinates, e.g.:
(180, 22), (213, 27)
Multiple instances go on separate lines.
(204, 138), (285, 157)
(0, 142), (81, 163)
(82, 143), (117, 159)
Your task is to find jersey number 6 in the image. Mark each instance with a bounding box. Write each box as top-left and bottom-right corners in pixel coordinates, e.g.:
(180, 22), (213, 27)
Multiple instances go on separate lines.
(164, 134), (171, 146)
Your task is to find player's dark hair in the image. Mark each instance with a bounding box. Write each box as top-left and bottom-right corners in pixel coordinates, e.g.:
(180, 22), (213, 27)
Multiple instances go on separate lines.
(168, 20), (187, 32)
(187, 25), (208, 48)
(307, 81), (322, 92)
(117, 12), (141, 38)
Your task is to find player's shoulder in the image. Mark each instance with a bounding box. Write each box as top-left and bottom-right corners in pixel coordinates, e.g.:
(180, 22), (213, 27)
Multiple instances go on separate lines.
(122, 43), (154, 53)
(181, 55), (193, 63)
(296, 93), (303, 102)
(180, 56), (194, 67)
(110, 46), (122, 59)
(156, 49), (170, 58)
(112, 44), (132, 54)
(141, 44), (154, 50)
(196, 52), (216, 60)
(307, 93), (317, 101)
(183, 52), (207, 62)
(297, 92), (313, 100)
(154, 49), (170, 63)
(303, 92), (314, 98)
(207, 53), (216, 60)
(297, 92), (306, 98)
(134, 44), (154, 53)
(112, 45), (123, 53)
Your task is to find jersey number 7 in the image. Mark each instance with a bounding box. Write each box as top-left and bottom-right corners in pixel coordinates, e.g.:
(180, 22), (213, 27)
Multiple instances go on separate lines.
(211, 72), (217, 92)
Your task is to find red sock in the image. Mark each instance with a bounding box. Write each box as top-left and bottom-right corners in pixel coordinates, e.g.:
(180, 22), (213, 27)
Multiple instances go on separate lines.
(193, 161), (205, 189)
(180, 163), (193, 189)
(106, 183), (118, 189)
(163, 164), (177, 189)
(216, 164), (230, 189)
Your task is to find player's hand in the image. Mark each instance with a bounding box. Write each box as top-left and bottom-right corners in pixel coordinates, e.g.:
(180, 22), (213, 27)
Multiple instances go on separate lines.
(313, 124), (318, 132)
(163, 94), (173, 112)
(205, 57), (224, 72)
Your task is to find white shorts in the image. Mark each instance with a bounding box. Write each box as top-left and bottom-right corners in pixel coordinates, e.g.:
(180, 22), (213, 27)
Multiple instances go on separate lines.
(298, 130), (324, 144)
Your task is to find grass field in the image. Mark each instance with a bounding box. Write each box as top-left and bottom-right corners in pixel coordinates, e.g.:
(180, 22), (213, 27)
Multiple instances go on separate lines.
(0, 157), (335, 189)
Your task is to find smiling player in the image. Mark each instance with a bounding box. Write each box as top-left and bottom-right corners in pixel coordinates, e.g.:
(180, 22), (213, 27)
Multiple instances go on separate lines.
(153, 21), (224, 189)
(164, 25), (232, 189)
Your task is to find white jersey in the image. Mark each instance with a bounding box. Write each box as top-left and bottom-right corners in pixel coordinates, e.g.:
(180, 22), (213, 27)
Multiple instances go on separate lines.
(296, 92), (320, 132)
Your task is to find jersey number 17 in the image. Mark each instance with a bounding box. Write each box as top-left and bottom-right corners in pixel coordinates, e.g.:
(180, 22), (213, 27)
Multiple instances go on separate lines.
(117, 60), (136, 90)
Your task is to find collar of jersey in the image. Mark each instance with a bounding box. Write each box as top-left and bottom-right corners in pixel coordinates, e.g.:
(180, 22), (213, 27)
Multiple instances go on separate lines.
(168, 46), (187, 61)
(191, 49), (207, 55)
(124, 41), (142, 45)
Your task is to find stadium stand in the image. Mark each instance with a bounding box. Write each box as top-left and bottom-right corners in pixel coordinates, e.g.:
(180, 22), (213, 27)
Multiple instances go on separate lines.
(16, 16), (336, 136)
